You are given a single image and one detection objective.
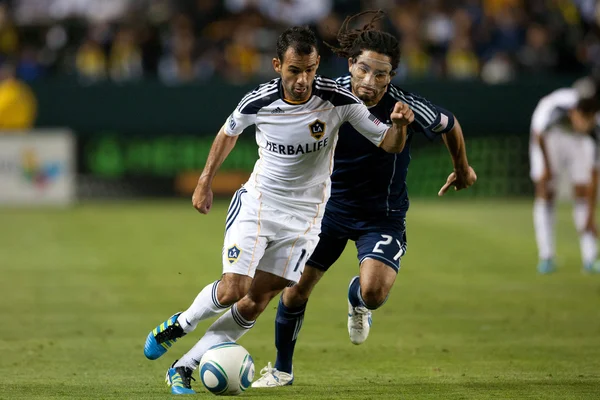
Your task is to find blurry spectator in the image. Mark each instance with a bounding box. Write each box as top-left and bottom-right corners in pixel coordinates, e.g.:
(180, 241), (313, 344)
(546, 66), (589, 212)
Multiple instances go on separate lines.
(0, 3), (18, 57)
(446, 36), (479, 79)
(0, 62), (37, 130)
(158, 16), (197, 84)
(138, 24), (162, 77)
(75, 38), (106, 82)
(481, 51), (516, 83)
(483, 0), (523, 16)
(398, 36), (432, 79)
(109, 27), (143, 82)
(488, 5), (524, 54)
(423, 2), (454, 54)
(517, 23), (558, 73)
(16, 45), (44, 81)
(223, 24), (260, 82)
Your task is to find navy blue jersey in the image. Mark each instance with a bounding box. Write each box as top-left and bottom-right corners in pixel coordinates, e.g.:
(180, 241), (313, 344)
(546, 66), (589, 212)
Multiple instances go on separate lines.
(326, 75), (456, 218)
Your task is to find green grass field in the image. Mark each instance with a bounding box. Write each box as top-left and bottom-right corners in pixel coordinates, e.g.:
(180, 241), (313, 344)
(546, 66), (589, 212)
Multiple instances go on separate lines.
(1, 199), (599, 399)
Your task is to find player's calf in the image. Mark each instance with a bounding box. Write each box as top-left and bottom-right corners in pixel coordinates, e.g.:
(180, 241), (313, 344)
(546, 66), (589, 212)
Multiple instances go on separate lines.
(347, 258), (398, 344)
(360, 284), (390, 309)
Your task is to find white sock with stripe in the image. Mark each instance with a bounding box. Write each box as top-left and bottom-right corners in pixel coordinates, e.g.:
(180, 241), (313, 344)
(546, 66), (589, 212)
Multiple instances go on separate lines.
(533, 198), (555, 260)
(177, 280), (228, 333)
(176, 303), (255, 370)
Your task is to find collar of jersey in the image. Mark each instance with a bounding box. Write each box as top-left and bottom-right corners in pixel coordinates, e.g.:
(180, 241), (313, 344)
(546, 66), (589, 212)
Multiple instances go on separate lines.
(278, 78), (314, 105)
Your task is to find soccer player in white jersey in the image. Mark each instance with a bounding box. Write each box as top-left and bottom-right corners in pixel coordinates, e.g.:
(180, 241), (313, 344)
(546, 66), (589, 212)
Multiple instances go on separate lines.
(530, 77), (600, 274)
(142, 26), (415, 394)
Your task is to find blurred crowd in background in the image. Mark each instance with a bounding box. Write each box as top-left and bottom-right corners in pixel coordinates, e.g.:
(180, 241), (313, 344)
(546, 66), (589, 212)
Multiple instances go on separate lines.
(0, 0), (599, 85)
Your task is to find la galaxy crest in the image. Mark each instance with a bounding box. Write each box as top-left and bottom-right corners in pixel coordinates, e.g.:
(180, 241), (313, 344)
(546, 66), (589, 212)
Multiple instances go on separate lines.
(309, 119), (326, 140)
(227, 244), (242, 264)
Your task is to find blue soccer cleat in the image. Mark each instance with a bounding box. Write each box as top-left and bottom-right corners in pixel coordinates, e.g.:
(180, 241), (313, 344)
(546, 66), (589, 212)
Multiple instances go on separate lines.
(166, 360), (196, 395)
(537, 259), (556, 274)
(144, 313), (186, 360)
(583, 260), (600, 274)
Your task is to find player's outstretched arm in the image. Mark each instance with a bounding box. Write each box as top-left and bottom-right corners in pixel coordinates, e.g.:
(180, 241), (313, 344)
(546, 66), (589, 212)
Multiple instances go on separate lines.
(438, 118), (477, 196)
(192, 126), (239, 214)
(380, 102), (414, 153)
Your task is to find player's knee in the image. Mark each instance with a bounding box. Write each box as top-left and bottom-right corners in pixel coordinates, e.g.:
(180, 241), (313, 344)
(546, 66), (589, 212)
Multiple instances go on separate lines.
(286, 283), (311, 306)
(360, 285), (388, 309)
(217, 274), (252, 306)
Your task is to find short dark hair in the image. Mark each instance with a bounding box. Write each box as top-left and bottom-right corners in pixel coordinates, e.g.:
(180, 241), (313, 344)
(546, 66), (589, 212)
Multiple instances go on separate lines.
(325, 10), (400, 70)
(276, 26), (318, 62)
(576, 97), (600, 114)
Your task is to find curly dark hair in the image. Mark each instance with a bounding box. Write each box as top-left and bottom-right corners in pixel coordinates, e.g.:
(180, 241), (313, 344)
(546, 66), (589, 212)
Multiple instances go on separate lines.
(325, 10), (400, 70)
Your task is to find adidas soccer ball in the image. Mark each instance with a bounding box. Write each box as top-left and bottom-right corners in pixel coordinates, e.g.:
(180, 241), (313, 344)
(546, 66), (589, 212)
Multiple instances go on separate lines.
(199, 342), (255, 396)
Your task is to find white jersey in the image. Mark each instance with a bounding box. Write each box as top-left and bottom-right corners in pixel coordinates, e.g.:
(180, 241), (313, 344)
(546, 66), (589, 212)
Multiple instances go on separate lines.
(530, 87), (600, 181)
(530, 88), (581, 136)
(224, 75), (389, 218)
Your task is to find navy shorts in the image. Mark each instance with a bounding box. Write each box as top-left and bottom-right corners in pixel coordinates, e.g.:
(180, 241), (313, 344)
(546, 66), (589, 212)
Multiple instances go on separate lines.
(307, 210), (407, 272)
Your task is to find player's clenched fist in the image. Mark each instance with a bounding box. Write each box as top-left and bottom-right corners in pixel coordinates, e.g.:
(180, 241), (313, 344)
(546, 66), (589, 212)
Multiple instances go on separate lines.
(192, 182), (213, 214)
(390, 102), (414, 127)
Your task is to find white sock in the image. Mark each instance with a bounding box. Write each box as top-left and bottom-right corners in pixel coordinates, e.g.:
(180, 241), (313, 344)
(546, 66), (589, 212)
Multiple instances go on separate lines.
(533, 198), (555, 260)
(580, 233), (597, 266)
(176, 303), (255, 370)
(573, 199), (597, 265)
(177, 280), (229, 333)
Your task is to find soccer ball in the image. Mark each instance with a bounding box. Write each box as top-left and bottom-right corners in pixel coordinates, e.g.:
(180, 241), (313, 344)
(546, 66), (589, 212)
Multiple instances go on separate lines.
(199, 342), (255, 396)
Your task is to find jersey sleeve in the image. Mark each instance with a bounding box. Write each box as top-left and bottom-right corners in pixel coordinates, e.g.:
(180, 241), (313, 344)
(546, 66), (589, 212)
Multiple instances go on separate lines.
(530, 88), (578, 136)
(388, 85), (454, 139)
(340, 102), (390, 146)
(224, 108), (256, 136)
(224, 83), (277, 136)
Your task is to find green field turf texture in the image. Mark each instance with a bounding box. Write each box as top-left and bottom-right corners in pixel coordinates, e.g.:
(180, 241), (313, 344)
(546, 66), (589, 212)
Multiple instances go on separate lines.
(1, 200), (599, 399)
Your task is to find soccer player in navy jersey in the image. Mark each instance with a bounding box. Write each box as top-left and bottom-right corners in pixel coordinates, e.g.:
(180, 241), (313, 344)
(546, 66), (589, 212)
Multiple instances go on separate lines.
(252, 11), (477, 387)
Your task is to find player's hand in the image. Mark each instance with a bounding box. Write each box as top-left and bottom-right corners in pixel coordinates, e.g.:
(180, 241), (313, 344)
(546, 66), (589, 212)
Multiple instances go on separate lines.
(390, 102), (414, 127)
(192, 180), (213, 214)
(438, 165), (477, 196)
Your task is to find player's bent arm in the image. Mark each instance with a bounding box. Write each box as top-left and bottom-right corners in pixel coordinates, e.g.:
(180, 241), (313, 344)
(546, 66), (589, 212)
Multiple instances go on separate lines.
(441, 118), (469, 171)
(379, 124), (408, 153)
(342, 101), (409, 153)
(536, 133), (552, 179)
(191, 127), (238, 214)
(198, 126), (239, 186)
(438, 117), (477, 195)
(379, 101), (415, 153)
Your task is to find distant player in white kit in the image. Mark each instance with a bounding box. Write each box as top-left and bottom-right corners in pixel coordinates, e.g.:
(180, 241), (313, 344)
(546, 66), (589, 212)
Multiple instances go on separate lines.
(530, 77), (600, 274)
(142, 26), (415, 394)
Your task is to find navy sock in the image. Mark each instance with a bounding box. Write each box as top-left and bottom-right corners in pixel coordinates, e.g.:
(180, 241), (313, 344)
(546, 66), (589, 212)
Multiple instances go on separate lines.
(274, 296), (306, 374)
(348, 276), (366, 308)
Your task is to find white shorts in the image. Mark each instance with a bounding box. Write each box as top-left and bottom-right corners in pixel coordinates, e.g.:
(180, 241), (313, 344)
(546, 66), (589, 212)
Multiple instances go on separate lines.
(530, 130), (596, 185)
(221, 186), (322, 283)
